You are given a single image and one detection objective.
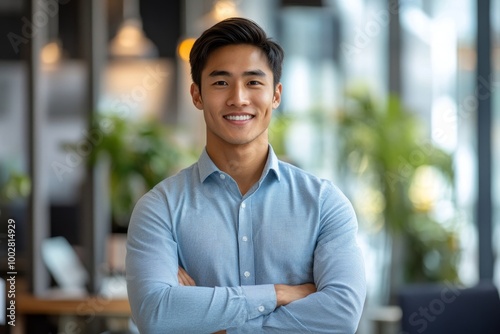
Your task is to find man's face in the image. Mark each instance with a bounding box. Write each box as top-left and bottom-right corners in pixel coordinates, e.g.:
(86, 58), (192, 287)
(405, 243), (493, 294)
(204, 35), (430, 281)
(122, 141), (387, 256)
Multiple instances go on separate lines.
(190, 44), (282, 149)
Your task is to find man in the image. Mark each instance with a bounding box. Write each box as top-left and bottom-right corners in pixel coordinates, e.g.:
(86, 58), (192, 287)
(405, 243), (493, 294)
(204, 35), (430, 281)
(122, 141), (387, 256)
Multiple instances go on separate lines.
(126, 17), (366, 333)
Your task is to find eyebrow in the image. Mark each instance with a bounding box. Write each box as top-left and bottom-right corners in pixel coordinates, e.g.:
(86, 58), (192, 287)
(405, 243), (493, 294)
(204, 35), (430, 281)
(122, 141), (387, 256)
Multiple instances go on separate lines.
(208, 69), (267, 77)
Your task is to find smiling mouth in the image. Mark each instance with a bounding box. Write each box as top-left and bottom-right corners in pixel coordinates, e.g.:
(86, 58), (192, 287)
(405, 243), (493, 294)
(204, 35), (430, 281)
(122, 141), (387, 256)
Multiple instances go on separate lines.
(224, 115), (254, 121)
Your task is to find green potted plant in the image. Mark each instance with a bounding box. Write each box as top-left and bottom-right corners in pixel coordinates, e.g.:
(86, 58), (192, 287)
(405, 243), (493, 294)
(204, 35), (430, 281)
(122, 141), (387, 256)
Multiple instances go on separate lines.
(82, 114), (196, 231)
(336, 86), (460, 302)
(0, 165), (31, 264)
(0, 169), (31, 203)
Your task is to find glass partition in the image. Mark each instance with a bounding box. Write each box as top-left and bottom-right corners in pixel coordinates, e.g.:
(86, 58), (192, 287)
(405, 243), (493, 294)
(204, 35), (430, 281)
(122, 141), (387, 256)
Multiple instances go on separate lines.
(492, 0), (500, 286)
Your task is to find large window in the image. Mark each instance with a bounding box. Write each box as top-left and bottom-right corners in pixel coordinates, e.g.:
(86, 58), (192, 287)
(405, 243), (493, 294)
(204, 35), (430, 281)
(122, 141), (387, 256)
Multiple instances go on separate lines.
(400, 0), (479, 285)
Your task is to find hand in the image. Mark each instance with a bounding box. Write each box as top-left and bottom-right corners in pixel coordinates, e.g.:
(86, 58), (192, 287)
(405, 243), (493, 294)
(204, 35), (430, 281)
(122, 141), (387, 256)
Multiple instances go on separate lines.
(274, 283), (316, 307)
(177, 266), (196, 286)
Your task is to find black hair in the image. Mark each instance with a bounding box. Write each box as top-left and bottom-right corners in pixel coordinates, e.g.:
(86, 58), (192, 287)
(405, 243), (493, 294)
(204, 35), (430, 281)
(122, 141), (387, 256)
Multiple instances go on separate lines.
(189, 17), (284, 89)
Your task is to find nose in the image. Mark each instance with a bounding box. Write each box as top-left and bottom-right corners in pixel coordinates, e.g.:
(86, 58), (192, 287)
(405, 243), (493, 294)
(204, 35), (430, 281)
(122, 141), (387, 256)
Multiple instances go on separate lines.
(226, 83), (249, 107)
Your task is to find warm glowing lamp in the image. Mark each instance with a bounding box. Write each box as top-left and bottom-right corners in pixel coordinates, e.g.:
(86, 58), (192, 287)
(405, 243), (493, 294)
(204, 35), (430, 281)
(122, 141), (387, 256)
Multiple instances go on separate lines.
(108, 0), (158, 58)
(41, 39), (63, 65)
(178, 38), (196, 62)
(109, 18), (158, 58)
(213, 0), (239, 21)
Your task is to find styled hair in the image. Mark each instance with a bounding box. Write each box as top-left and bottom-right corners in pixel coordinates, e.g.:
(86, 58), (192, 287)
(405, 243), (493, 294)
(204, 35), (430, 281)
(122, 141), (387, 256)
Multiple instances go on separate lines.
(189, 17), (284, 89)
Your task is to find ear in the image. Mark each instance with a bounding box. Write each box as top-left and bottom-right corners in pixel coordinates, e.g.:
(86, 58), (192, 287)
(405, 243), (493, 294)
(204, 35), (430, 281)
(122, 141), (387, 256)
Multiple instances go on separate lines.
(190, 83), (203, 110)
(272, 83), (282, 109)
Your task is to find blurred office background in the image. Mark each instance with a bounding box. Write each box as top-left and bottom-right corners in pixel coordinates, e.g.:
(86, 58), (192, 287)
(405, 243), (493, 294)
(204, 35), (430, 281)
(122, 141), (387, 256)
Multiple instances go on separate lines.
(0, 0), (499, 333)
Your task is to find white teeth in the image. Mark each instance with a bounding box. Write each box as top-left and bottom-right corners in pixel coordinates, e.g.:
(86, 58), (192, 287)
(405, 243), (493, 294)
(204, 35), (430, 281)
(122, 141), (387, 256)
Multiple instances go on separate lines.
(225, 115), (253, 121)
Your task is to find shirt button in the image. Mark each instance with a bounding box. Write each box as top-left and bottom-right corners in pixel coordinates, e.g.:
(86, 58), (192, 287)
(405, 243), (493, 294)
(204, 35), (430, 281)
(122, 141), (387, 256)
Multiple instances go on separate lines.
(219, 173), (226, 180)
(241, 202), (246, 208)
(242, 236), (248, 242)
(244, 271), (250, 278)
(258, 305), (265, 312)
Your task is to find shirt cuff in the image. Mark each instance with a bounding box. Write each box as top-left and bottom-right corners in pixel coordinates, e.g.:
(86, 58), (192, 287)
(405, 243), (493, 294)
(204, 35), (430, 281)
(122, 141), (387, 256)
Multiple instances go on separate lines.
(241, 284), (276, 319)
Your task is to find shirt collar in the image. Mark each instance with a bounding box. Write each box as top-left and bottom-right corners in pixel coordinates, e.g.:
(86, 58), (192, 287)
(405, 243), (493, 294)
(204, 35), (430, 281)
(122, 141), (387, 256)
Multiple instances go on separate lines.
(198, 145), (281, 183)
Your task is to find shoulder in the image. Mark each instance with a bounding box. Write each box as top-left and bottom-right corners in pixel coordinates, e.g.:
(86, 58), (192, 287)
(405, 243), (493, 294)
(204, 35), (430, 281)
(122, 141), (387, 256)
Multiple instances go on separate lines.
(131, 163), (199, 215)
(152, 162), (199, 195)
(278, 160), (345, 196)
(278, 160), (354, 213)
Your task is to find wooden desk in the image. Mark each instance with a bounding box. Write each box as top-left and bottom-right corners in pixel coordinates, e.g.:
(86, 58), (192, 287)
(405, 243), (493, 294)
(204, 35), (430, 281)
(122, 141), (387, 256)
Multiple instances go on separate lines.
(14, 293), (131, 334)
(17, 293), (130, 316)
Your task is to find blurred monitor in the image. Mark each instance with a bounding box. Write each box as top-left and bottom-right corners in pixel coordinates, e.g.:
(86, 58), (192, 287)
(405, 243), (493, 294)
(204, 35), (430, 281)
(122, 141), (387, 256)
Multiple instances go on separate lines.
(41, 236), (89, 294)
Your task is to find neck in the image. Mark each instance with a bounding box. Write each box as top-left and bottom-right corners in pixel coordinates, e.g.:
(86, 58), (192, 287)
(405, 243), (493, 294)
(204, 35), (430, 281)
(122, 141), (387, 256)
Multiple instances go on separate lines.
(206, 140), (269, 196)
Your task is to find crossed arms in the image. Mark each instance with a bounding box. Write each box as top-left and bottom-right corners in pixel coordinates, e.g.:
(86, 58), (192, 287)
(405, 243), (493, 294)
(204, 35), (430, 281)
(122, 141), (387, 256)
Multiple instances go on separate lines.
(178, 267), (317, 334)
(178, 267), (317, 306)
(127, 241), (365, 333)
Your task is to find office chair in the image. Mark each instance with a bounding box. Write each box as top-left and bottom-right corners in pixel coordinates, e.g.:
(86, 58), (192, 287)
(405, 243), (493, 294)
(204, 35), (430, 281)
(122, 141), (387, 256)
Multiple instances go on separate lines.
(399, 281), (500, 334)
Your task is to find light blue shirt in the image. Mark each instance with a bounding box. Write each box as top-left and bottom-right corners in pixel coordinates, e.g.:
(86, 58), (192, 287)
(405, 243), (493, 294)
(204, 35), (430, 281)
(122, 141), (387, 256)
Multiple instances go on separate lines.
(126, 146), (366, 333)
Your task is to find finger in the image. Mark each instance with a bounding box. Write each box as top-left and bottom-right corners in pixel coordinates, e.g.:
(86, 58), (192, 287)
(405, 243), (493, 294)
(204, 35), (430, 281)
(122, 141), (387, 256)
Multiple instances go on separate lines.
(178, 267), (187, 285)
(177, 271), (185, 286)
(178, 269), (190, 285)
(178, 267), (196, 286)
(183, 271), (196, 286)
(180, 271), (196, 286)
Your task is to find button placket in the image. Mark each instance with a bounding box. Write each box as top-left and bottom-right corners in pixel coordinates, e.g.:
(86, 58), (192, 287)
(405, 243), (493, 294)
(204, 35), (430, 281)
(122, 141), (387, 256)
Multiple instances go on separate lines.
(238, 199), (255, 284)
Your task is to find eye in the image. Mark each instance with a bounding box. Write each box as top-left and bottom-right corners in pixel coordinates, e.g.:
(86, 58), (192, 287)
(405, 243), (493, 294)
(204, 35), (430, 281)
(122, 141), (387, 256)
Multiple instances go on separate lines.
(213, 81), (228, 86)
(248, 80), (262, 86)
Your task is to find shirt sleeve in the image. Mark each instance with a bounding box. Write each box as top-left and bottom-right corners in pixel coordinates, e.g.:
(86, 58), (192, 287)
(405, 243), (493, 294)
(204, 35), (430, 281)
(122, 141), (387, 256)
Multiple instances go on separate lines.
(226, 183), (366, 334)
(126, 190), (278, 334)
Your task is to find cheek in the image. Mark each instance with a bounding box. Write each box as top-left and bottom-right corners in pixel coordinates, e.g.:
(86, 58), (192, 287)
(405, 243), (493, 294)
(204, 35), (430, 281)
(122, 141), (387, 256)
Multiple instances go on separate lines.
(203, 92), (227, 108)
(256, 92), (275, 108)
